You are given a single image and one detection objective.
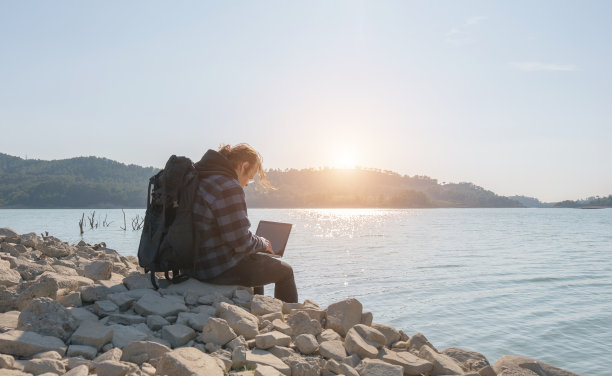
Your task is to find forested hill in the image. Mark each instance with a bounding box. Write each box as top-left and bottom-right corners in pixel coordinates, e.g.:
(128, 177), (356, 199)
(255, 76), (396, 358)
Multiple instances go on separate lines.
(245, 168), (523, 208)
(0, 153), (523, 208)
(0, 153), (158, 208)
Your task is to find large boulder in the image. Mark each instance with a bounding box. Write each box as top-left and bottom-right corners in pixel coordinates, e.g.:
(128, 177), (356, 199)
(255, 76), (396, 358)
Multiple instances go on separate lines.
(70, 321), (114, 351)
(0, 262), (21, 287)
(344, 324), (386, 359)
(0, 330), (67, 357)
(378, 348), (434, 376)
(319, 340), (347, 361)
(161, 324), (196, 348)
(0, 310), (19, 332)
(200, 318), (238, 346)
(17, 297), (79, 341)
(251, 295), (284, 316)
(121, 340), (171, 365)
(0, 228), (18, 237)
(83, 261), (113, 281)
(325, 298), (362, 337)
(216, 302), (260, 340)
(109, 324), (149, 348)
(294, 333), (318, 355)
(286, 311), (322, 337)
(442, 347), (491, 373)
(372, 322), (401, 347)
(493, 355), (581, 376)
(245, 349), (291, 376)
(418, 345), (463, 375)
(356, 358), (404, 376)
(156, 347), (224, 376)
(23, 358), (66, 375)
(255, 331), (291, 350)
(134, 294), (188, 317)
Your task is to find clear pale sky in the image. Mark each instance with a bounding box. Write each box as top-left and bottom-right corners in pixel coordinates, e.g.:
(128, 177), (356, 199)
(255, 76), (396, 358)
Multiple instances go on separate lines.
(1, 1), (611, 202)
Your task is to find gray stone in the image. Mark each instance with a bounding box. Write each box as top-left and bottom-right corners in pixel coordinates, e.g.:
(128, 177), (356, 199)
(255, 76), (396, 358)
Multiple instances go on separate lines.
(58, 292), (82, 307)
(356, 358), (404, 376)
(67, 344), (98, 360)
(24, 358), (65, 375)
(134, 294), (188, 317)
(69, 307), (99, 324)
(93, 347), (123, 365)
(319, 340), (347, 361)
(378, 348), (434, 376)
(284, 354), (321, 376)
(176, 311), (214, 331)
(66, 356), (93, 370)
(71, 321), (114, 351)
(217, 302), (260, 340)
(231, 345), (248, 370)
(123, 274), (154, 290)
(51, 264), (79, 276)
(106, 313), (146, 325)
(227, 335), (248, 351)
(442, 347), (491, 372)
(110, 324), (149, 348)
(156, 347), (224, 376)
(0, 310), (20, 332)
(146, 315), (169, 331)
(294, 333), (318, 355)
(79, 284), (113, 303)
(95, 360), (138, 376)
(0, 267), (21, 287)
(418, 345), (463, 375)
(0, 228), (19, 237)
(372, 323), (401, 347)
(83, 261), (113, 281)
(255, 331), (291, 350)
(234, 289), (253, 305)
(19, 233), (39, 249)
(325, 298), (362, 337)
(63, 364), (90, 376)
(245, 349), (291, 376)
(0, 330), (67, 357)
(39, 243), (72, 258)
(161, 324), (196, 348)
(32, 350), (62, 360)
(492, 355), (581, 376)
(94, 300), (119, 317)
(251, 295), (284, 316)
(160, 278), (237, 298)
(286, 311), (322, 337)
(107, 293), (136, 311)
(200, 317), (237, 346)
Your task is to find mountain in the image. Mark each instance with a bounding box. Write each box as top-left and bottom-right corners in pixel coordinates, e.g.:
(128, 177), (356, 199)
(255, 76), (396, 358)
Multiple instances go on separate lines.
(0, 153), (158, 208)
(508, 195), (552, 208)
(0, 153), (524, 208)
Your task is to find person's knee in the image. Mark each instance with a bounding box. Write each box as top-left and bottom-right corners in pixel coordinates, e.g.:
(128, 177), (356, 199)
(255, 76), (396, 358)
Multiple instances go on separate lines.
(278, 261), (294, 281)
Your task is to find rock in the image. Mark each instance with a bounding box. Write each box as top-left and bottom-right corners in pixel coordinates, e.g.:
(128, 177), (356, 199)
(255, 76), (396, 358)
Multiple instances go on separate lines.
(0, 330), (67, 357)
(492, 355), (581, 376)
(378, 348), (434, 376)
(217, 302), (260, 340)
(141, 363), (157, 375)
(261, 312), (284, 323)
(0, 228), (19, 237)
(176, 311), (213, 331)
(68, 307), (99, 324)
(286, 311), (322, 337)
(284, 354), (321, 376)
(156, 347), (224, 376)
(372, 323), (401, 347)
(79, 285), (113, 303)
(442, 347), (491, 372)
(147, 315), (170, 331)
(107, 293), (136, 311)
(407, 332), (436, 353)
(106, 313), (146, 325)
(325, 298), (362, 337)
(23, 358), (65, 375)
(67, 344), (98, 360)
(66, 356), (92, 370)
(109, 324), (149, 348)
(255, 331), (291, 350)
(245, 349), (291, 376)
(94, 300), (119, 317)
(317, 328), (342, 343)
(121, 340), (171, 365)
(271, 319), (292, 336)
(251, 295), (284, 316)
(39, 243), (72, 258)
(345, 324), (385, 359)
(161, 324), (196, 348)
(294, 333), (318, 355)
(51, 264), (79, 276)
(161, 278), (237, 298)
(93, 347), (124, 365)
(255, 364), (284, 376)
(356, 358), (404, 376)
(63, 364), (90, 376)
(325, 359), (360, 376)
(418, 345), (464, 375)
(19, 233), (40, 249)
(31, 350), (62, 360)
(84, 261), (113, 281)
(231, 345), (248, 369)
(71, 321), (114, 351)
(0, 310), (20, 332)
(478, 365), (497, 376)
(95, 360), (138, 376)
(0, 267), (21, 287)
(201, 317), (238, 346)
(134, 294), (188, 317)
(0, 353), (15, 369)
(122, 274), (154, 290)
(319, 340), (347, 361)
(58, 292), (82, 307)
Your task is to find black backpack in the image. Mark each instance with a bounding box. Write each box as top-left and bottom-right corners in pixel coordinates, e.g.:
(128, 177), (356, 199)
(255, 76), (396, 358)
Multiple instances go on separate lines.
(137, 155), (200, 289)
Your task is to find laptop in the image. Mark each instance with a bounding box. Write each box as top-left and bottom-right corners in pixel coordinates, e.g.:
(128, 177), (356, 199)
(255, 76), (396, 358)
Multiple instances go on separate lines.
(255, 220), (293, 257)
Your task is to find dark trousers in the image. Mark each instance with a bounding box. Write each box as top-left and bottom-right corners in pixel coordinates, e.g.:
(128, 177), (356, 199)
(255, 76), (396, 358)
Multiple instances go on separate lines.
(206, 253), (298, 303)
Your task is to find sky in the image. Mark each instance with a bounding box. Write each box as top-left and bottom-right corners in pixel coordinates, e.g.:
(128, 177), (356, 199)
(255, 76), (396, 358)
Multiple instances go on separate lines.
(1, 1), (611, 202)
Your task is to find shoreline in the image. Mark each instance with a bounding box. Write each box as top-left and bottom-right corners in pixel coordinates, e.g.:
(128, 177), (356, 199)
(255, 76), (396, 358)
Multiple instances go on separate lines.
(0, 228), (581, 376)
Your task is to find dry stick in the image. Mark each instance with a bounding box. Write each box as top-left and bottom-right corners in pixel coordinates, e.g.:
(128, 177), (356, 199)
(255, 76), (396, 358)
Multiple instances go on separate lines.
(120, 209), (127, 231)
(78, 213), (85, 235)
(88, 211), (96, 229)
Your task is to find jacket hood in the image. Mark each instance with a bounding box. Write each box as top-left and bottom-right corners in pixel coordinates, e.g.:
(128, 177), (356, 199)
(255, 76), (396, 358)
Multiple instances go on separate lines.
(194, 149), (238, 180)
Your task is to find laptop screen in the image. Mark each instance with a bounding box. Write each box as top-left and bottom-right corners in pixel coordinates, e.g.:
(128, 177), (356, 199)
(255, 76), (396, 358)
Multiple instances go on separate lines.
(255, 220), (292, 257)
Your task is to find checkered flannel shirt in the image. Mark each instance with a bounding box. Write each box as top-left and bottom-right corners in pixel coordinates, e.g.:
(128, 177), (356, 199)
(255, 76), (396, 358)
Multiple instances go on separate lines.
(192, 174), (265, 280)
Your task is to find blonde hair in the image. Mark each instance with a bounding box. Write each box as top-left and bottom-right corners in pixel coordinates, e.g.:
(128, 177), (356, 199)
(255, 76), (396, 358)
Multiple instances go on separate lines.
(218, 143), (274, 190)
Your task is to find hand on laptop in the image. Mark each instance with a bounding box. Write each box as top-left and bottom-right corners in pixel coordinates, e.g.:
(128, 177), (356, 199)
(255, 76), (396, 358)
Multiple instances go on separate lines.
(262, 238), (275, 254)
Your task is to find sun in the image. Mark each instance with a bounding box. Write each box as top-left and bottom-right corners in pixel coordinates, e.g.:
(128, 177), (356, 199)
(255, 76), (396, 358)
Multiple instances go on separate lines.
(333, 150), (357, 169)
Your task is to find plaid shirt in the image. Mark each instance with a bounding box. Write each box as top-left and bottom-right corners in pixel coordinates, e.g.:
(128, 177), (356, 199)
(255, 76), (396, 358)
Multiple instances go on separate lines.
(192, 174), (265, 280)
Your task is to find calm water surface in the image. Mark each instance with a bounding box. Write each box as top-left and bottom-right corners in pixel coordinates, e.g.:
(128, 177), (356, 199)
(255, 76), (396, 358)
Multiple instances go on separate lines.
(1, 208), (611, 375)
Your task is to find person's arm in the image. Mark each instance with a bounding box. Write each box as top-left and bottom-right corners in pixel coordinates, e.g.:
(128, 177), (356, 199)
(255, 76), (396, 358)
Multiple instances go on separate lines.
(211, 182), (266, 254)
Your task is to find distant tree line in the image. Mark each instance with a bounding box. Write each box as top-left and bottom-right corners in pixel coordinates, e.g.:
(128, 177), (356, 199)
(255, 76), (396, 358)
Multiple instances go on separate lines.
(554, 195), (612, 208)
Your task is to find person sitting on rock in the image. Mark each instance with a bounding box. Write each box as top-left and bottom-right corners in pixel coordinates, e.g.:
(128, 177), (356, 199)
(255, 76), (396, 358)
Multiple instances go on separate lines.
(190, 143), (298, 303)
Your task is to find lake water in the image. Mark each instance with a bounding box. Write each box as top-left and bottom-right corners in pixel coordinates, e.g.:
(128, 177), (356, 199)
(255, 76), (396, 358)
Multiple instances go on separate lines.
(1, 208), (611, 375)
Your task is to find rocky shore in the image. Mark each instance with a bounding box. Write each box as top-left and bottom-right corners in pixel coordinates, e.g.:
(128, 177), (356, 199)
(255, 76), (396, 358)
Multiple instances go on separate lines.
(0, 228), (581, 376)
